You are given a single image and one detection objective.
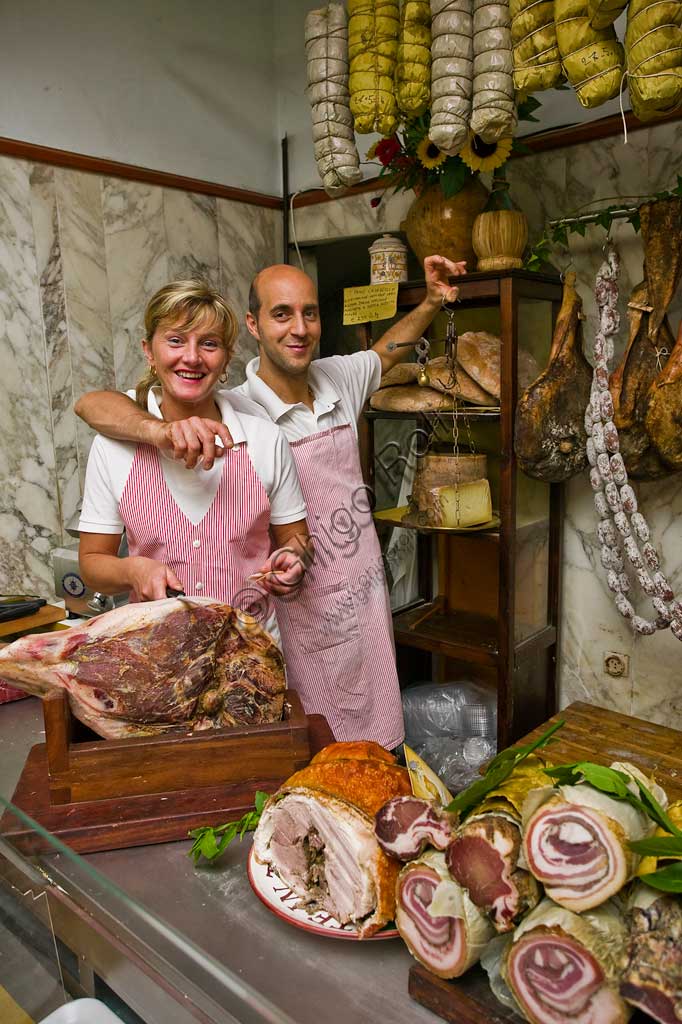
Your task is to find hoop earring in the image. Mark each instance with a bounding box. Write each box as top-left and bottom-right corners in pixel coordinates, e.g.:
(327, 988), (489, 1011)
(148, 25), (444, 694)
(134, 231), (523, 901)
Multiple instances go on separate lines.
(219, 372), (228, 384)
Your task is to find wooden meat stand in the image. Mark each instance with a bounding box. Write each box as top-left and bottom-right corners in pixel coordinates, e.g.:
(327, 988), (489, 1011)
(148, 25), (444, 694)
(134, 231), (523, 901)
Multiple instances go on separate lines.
(2, 689), (333, 854)
(408, 700), (682, 1024)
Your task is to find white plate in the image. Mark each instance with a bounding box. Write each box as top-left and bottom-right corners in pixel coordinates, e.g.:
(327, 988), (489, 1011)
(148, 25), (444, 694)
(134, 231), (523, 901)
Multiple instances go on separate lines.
(247, 847), (399, 940)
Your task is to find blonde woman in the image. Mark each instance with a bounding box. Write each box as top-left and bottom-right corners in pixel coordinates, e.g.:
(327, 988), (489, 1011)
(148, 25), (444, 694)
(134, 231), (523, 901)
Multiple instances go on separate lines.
(78, 280), (310, 644)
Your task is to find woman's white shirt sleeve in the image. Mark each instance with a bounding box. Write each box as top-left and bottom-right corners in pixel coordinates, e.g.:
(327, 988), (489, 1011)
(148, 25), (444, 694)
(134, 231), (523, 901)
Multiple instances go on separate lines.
(79, 436), (134, 534)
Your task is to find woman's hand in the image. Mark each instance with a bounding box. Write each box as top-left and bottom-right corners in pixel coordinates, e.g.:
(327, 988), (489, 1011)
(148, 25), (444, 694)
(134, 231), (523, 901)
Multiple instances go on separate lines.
(148, 417), (234, 470)
(250, 546), (307, 597)
(126, 557), (185, 601)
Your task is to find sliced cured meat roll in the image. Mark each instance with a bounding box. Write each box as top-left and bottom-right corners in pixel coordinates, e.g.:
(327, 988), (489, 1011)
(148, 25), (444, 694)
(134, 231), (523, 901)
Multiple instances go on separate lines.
(447, 812), (541, 932)
(395, 850), (494, 978)
(374, 796), (457, 860)
(505, 898), (631, 1024)
(523, 762), (661, 911)
(621, 884), (682, 1024)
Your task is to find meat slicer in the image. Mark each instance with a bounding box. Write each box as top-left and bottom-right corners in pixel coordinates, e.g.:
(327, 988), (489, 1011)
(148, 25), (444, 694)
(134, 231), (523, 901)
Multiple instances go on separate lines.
(52, 506), (128, 618)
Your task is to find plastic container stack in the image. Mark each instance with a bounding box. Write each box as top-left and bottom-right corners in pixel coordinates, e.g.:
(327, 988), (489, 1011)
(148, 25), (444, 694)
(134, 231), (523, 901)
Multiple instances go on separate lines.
(402, 680), (497, 793)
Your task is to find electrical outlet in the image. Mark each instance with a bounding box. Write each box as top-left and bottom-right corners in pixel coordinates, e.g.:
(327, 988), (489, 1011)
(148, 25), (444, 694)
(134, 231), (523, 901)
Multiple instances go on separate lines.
(603, 652), (630, 679)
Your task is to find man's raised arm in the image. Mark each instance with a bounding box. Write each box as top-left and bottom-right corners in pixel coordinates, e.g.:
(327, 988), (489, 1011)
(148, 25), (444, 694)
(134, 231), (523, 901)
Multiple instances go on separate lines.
(74, 390), (233, 470)
(371, 255), (467, 374)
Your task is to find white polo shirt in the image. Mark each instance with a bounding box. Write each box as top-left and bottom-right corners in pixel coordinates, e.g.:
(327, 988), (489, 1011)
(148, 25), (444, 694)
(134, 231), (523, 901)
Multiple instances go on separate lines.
(231, 350), (383, 441)
(79, 388), (306, 533)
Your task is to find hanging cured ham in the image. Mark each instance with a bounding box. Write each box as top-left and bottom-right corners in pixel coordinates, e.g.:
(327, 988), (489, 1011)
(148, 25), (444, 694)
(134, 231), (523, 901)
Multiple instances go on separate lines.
(514, 272), (592, 482)
(0, 597), (285, 739)
(621, 883), (682, 1023)
(395, 849), (495, 978)
(610, 197), (682, 479)
(522, 761), (663, 912)
(645, 318), (682, 471)
(504, 898), (631, 1024)
(253, 741), (411, 938)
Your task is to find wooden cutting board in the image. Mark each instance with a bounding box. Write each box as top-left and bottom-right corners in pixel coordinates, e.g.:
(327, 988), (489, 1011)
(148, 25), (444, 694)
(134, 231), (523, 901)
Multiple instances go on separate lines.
(409, 700), (682, 1023)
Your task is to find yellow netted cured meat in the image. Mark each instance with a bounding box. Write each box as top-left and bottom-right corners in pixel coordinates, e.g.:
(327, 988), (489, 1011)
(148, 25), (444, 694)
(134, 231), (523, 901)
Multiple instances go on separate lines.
(555, 0), (625, 108)
(626, 0), (682, 121)
(587, 0), (628, 30)
(348, 0), (400, 135)
(510, 0), (563, 92)
(395, 0), (431, 116)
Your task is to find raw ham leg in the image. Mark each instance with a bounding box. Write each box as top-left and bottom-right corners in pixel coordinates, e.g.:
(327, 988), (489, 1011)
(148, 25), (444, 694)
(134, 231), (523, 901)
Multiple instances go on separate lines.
(0, 597), (285, 738)
(645, 319), (682, 471)
(395, 850), (494, 978)
(514, 272), (592, 481)
(621, 886), (682, 1024)
(374, 796), (457, 860)
(504, 899), (631, 1024)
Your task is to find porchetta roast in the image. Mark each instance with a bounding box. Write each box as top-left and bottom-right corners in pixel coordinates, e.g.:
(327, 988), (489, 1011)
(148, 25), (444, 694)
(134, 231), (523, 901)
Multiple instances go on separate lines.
(0, 597), (285, 739)
(252, 741), (411, 938)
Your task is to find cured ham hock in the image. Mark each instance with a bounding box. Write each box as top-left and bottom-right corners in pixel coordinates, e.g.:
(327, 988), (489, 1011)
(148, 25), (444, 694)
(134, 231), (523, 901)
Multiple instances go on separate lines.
(0, 597), (285, 739)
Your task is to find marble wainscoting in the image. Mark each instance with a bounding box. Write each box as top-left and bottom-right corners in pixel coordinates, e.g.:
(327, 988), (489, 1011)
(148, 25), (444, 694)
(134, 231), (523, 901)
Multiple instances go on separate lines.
(0, 151), (282, 597)
(294, 121), (682, 729)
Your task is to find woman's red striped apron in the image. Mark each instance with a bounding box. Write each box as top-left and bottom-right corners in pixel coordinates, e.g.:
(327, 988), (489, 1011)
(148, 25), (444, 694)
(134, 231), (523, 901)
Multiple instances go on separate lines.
(274, 425), (404, 749)
(119, 444), (275, 631)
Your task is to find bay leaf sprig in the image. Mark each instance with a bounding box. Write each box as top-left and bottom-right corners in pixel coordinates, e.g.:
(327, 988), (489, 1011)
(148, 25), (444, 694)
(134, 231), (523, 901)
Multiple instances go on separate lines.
(544, 762), (682, 838)
(445, 719), (565, 817)
(630, 831), (682, 893)
(189, 790), (269, 865)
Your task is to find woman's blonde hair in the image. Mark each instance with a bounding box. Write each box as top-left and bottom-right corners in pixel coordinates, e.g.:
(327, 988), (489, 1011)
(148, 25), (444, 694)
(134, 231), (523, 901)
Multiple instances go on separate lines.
(135, 279), (239, 408)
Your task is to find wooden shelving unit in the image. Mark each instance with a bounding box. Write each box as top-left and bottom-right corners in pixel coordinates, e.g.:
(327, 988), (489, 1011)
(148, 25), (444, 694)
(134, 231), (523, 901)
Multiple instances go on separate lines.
(360, 269), (564, 747)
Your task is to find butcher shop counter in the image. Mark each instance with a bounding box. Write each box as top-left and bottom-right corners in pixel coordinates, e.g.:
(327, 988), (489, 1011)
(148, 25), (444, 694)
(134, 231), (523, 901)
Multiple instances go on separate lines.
(0, 697), (436, 1024)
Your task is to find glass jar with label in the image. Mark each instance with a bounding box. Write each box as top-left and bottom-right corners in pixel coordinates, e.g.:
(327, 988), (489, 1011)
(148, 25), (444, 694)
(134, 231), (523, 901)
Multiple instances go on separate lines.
(368, 234), (408, 285)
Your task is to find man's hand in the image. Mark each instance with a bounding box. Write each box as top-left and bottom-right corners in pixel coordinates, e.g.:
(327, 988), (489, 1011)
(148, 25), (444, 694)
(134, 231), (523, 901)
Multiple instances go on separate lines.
(424, 254), (467, 308)
(152, 418), (234, 470)
(250, 546), (307, 597)
(126, 557), (185, 601)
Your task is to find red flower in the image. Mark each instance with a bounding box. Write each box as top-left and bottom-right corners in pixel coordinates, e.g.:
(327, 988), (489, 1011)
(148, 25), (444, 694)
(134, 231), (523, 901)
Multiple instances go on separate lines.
(375, 136), (402, 167)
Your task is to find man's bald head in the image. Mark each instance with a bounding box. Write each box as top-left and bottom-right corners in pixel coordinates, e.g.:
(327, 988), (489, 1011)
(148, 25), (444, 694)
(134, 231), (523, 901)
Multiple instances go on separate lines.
(248, 264), (318, 320)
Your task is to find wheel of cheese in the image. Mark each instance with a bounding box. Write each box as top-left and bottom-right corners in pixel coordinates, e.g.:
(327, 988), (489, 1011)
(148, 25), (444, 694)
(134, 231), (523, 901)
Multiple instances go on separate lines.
(456, 332), (501, 399)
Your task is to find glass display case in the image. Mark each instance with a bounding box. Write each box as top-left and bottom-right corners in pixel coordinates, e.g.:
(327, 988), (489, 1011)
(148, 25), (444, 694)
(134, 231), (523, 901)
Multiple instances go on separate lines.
(361, 270), (564, 746)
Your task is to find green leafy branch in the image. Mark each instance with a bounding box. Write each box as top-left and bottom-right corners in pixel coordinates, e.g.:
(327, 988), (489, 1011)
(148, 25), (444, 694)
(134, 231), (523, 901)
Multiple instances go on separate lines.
(188, 790), (270, 865)
(525, 176), (682, 272)
(445, 718), (565, 817)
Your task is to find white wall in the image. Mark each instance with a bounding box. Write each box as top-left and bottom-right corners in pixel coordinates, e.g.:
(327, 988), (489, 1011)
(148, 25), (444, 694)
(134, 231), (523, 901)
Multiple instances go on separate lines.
(0, 0), (280, 194)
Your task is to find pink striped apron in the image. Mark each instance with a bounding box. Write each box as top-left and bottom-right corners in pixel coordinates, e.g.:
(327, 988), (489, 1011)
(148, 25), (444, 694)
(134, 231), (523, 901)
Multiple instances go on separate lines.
(119, 444), (274, 625)
(274, 424), (404, 749)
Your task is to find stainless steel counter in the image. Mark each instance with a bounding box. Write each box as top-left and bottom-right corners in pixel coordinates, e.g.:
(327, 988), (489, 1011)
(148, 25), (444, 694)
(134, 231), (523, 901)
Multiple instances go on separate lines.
(0, 698), (436, 1024)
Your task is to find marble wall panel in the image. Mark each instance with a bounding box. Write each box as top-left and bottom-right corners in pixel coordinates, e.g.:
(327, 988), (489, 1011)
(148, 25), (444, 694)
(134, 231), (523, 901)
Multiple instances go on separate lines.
(55, 169), (114, 494)
(163, 190), (220, 287)
(0, 156), (61, 596)
(294, 188), (413, 245)
(216, 199), (281, 384)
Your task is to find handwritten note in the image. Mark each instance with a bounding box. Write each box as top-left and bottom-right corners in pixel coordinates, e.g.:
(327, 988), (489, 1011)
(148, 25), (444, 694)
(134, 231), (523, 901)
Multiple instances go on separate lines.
(343, 283), (399, 325)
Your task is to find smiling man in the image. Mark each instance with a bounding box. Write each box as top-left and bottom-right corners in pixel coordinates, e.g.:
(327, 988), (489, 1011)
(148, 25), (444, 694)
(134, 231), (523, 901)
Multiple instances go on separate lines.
(75, 255), (465, 749)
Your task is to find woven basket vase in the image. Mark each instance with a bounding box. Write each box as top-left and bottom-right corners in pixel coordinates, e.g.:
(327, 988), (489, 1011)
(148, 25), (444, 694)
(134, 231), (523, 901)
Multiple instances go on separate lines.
(472, 209), (529, 271)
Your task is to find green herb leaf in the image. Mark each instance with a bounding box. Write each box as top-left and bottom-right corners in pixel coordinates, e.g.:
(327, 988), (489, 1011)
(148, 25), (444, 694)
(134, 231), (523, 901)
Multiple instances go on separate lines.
(188, 790), (272, 865)
(441, 159), (471, 199)
(638, 864), (682, 893)
(629, 835), (682, 857)
(445, 719), (564, 817)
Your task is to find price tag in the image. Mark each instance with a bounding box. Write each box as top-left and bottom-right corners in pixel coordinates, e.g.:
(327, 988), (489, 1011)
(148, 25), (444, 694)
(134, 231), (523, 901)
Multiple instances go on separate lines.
(342, 283), (399, 325)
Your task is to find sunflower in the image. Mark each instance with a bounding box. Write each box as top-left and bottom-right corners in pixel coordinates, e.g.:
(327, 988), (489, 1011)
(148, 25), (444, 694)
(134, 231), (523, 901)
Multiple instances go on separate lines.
(416, 136), (447, 170)
(459, 134), (513, 173)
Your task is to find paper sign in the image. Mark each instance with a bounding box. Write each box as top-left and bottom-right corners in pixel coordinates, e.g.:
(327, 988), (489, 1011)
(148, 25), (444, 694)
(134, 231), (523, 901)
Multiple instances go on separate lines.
(343, 283), (399, 325)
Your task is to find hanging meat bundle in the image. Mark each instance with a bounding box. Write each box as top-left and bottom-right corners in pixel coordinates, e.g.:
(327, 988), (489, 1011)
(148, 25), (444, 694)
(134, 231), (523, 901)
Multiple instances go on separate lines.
(395, 849), (495, 978)
(470, 0), (516, 142)
(522, 761), (663, 911)
(610, 197), (682, 479)
(348, 0), (400, 136)
(626, 0), (682, 122)
(509, 0), (563, 93)
(305, 4), (363, 195)
(504, 898), (632, 1024)
(429, 0), (474, 155)
(514, 272), (593, 482)
(555, 0), (625, 108)
(587, 0), (628, 30)
(446, 758), (548, 932)
(395, 0), (431, 116)
(645, 316), (682, 472)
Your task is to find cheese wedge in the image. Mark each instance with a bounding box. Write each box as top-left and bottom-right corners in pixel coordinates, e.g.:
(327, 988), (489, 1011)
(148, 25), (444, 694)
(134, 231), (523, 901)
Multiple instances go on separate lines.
(427, 479), (492, 528)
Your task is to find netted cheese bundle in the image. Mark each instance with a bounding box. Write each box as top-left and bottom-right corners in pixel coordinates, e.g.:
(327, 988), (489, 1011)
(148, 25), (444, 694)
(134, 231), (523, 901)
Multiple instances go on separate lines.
(555, 0), (625, 108)
(348, 0), (400, 135)
(305, 4), (363, 195)
(510, 0), (563, 92)
(626, 0), (682, 121)
(395, 0), (431, 116)
(429, 0), (474, 155)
